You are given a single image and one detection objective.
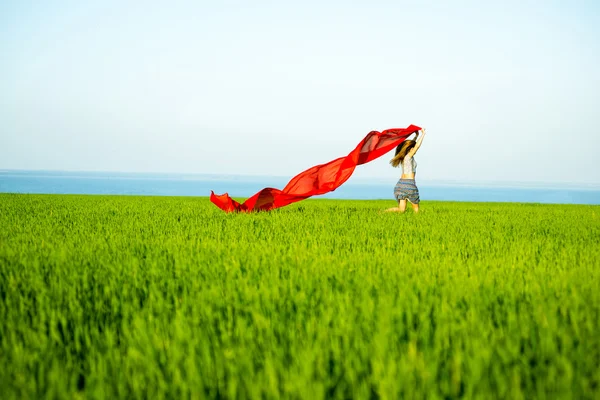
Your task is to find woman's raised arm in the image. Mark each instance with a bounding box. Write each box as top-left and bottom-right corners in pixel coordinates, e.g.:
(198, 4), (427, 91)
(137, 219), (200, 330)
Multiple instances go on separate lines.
(407, 128), (426, 157)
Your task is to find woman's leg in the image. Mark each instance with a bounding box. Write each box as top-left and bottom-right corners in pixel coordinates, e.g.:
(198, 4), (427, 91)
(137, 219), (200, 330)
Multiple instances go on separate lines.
(384, 199), (406, 212)
(398, 199), (407, 213)
(409, 183), (420, 213)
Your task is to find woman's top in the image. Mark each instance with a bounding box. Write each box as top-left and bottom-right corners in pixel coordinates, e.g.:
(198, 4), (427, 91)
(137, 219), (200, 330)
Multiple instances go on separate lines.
(402, 156), (417, 175)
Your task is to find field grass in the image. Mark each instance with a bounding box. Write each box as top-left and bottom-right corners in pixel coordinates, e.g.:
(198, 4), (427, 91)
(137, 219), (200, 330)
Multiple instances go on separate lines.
(0, 193), (599, 399)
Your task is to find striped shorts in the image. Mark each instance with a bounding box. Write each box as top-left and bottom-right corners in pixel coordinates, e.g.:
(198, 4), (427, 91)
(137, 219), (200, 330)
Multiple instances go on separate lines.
(394, 178), (420, 204)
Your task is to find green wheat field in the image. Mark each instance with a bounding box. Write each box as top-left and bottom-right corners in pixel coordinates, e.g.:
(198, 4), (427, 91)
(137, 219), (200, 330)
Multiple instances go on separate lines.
(0, 194), (599, 399)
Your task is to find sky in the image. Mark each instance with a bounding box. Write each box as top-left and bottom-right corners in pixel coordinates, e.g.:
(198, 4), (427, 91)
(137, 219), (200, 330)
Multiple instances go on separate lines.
(1, 0), (599, 186)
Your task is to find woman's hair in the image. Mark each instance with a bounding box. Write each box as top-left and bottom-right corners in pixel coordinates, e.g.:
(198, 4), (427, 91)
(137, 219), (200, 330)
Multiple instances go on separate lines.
(389, 140), (416, 168)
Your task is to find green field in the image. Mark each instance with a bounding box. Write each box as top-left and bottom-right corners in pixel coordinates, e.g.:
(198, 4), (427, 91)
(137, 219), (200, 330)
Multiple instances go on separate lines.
(0, 194), (599, 399)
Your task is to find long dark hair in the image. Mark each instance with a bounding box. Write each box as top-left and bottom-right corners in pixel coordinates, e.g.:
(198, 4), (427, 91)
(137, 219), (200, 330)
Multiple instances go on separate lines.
(389, 140), (416, 167)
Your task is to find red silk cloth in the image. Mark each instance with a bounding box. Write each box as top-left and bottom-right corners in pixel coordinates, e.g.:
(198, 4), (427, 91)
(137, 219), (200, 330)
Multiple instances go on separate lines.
(210, 125), (421, 212)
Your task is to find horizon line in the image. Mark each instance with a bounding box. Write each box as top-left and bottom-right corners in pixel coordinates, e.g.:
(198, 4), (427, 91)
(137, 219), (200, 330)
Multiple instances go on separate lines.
(1, 168), (600, 191)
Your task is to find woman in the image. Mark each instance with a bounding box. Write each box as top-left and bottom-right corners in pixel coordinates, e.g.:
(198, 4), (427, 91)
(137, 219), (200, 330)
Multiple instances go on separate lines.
(386, 128), (426, 213)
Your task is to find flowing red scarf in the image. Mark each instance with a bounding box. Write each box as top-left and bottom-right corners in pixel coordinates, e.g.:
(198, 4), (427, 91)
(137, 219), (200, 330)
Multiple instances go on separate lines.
(210, 125), (421, 212)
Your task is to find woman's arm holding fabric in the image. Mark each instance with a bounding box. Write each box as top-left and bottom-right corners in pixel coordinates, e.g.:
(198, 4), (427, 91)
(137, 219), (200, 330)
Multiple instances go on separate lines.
(408, 129), (426, 157)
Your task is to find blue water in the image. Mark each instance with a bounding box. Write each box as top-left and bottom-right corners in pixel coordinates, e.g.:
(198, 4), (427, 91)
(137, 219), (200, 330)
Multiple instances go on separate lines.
(1, 170), (599, 205)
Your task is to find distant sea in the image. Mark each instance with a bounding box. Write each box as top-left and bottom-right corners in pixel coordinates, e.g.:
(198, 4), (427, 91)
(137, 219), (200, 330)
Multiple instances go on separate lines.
(1, 170), (599, 205)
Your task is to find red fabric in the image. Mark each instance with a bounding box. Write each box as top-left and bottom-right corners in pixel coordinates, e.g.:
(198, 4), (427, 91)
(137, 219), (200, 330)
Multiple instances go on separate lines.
(210, 125), (421, 212)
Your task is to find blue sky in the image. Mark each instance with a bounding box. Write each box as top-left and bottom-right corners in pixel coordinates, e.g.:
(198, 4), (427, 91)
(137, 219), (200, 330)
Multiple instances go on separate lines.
(1, 0), (599, 185)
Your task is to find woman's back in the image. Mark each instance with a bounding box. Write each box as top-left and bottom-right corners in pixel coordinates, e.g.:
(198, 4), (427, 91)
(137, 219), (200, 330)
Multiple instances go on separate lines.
(402, 156), (417, 175)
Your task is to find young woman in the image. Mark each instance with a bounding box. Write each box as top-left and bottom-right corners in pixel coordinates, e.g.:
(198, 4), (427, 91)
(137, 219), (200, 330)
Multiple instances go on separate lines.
(386, 128), (426, 213)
